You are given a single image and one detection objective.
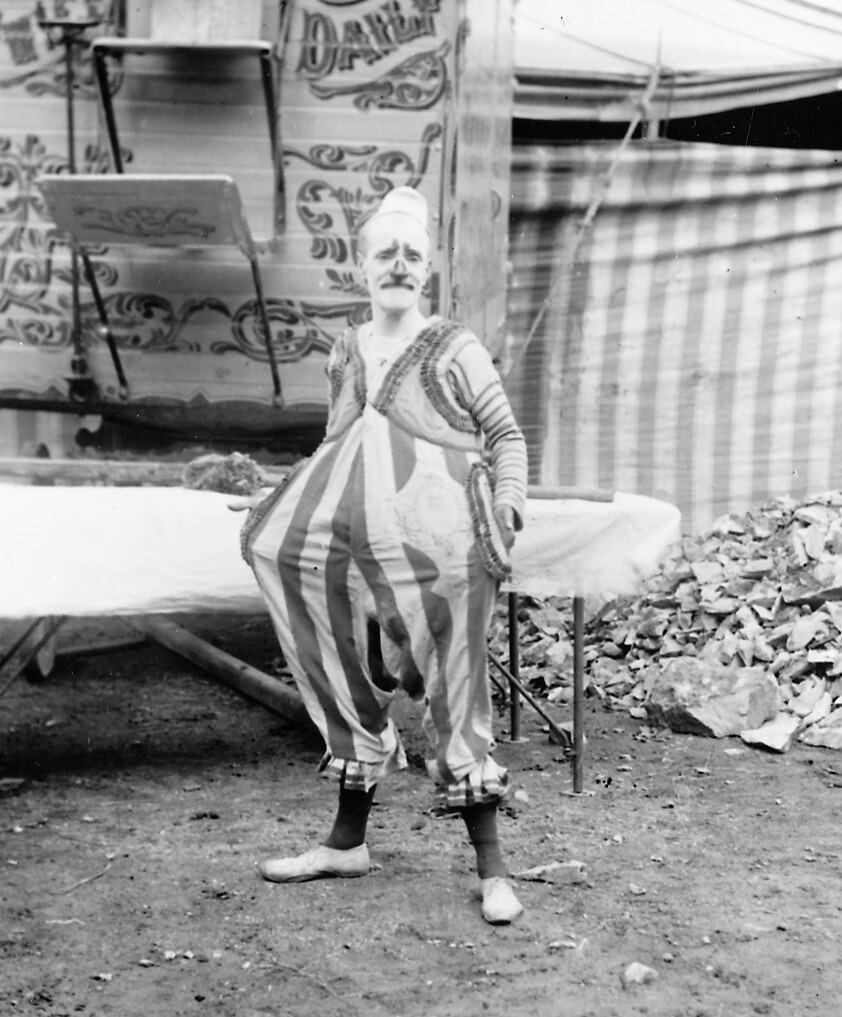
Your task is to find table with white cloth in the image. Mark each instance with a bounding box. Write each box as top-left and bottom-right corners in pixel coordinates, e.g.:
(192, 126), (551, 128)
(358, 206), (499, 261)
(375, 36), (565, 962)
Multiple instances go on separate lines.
(0, 484), (681, 789)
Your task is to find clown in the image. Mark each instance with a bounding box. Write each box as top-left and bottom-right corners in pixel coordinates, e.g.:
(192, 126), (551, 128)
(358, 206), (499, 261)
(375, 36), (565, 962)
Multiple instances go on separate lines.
(243, 186), (528, 924)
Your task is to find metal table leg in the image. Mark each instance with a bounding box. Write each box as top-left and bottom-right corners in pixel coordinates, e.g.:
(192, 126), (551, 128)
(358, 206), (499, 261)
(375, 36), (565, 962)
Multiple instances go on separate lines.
(247, 253), (283, 404)
(92, 47), (124, 172)
(79, 250), (129, 398)
(507, 591), (521, 741)
(572, 595), (585, 793)
(498, 591), (586, 790)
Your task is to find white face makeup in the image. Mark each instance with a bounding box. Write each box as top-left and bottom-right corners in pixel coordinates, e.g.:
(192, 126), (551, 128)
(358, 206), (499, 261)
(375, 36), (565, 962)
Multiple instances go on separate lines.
(358, 212), (431, 314)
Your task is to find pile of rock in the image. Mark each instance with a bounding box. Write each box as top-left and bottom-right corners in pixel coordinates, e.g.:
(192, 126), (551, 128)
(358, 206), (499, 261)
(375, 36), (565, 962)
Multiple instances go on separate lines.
(505, 491), (842, 751)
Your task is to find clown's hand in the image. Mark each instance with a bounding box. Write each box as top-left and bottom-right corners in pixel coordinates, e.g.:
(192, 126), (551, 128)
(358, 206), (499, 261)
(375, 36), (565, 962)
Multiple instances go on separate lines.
(494, 505), (516, 551)
(227, 495), (263, 512)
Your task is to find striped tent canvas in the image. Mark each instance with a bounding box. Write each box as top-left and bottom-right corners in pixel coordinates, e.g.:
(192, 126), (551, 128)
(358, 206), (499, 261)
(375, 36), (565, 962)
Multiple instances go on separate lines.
(506, 140), (842, 534)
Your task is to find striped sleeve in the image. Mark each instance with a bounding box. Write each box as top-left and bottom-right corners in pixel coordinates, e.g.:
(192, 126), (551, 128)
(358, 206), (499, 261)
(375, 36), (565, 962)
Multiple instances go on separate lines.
(448, 340), (528, 529)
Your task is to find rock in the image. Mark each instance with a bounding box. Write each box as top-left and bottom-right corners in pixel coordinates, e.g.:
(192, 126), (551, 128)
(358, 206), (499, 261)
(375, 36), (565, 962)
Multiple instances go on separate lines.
(740, 558), (775, 578)
(691, 561), (725, 584)
(789, 676), (828, 717)
(548, 938), (578, 951)
(801, 690), (833, 727)
(800, 725), (842, 750)
(787, 613), (827, 651)
(800, 707), (842, 749)
(511, 489), (842, 747)
(741, 713), (803, 753)
(621, 961), (658, 988)
(513, 860), (588, 884)
(645, 660), (779, 737)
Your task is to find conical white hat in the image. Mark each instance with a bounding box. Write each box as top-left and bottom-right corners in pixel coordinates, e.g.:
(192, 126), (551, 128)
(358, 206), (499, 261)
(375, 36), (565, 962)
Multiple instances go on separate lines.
(372, 186), (428, 231)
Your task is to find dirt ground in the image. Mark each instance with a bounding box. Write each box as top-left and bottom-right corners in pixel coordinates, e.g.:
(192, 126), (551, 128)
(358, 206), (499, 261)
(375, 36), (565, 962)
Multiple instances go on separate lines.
(2, 611), (842, 1017)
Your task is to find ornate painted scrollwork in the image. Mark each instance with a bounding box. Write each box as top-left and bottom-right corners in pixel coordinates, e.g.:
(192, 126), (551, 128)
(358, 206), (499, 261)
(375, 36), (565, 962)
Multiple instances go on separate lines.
(294, 143), (379, 171)
(72, 204), (217, 241)
(102, 291), (200, 352)
(1, 306), (66, 348)
(369, 121), (442, 192)
(0, 134), (65, 227)
(0, 226), (54, 315)
(0, 134), (119, 339)
(212, 298), (369, 361)
(286, 121), (444, 295)
(0, 13), (104, 97)
(1, 135), (70, 325)
(311, 42), (450, 112)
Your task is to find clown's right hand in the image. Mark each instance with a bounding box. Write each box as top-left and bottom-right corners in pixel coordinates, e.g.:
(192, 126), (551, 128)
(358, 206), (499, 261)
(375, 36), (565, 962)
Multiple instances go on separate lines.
(227, 495), (263, 512)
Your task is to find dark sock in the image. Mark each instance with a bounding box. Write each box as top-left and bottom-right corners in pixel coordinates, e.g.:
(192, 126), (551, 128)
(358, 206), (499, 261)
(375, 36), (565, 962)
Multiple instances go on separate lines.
(323, 782), (376, 850)
(461, 802), (507, 879)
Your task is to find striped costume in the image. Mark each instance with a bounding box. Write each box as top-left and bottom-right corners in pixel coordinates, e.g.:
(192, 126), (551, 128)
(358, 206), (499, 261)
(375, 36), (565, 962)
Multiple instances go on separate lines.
(243, 317), (527, 809)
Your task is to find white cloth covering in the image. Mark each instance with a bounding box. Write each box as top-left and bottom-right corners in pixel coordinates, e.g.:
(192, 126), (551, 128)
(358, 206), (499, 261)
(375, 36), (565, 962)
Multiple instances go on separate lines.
(505, 493), (682, 599)
(0, 483), (680, 618)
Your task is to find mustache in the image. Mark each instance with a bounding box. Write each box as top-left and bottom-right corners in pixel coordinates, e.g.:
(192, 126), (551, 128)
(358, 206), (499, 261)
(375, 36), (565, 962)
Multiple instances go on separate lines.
(381, 280), (415, 289)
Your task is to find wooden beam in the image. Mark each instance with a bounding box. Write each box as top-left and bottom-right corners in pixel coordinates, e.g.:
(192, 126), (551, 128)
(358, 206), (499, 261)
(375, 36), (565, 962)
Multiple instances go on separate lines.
(132, 616), (311, 729)
(527, 485), (614, 502)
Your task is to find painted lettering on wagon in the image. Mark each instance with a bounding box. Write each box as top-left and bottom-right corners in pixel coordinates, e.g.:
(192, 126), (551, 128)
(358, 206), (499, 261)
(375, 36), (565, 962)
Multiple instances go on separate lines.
(298, 0), (441, 80)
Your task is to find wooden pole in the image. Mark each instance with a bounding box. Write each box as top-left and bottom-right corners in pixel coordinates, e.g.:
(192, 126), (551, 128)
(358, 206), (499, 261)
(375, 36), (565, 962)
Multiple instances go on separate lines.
(527, 485), (614, 502)
(132, 616), (312, 729)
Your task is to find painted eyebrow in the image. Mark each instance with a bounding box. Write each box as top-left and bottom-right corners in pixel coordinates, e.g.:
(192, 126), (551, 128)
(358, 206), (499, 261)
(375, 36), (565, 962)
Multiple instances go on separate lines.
(373, 239), (423, 257)
(374, 240), (400, 255)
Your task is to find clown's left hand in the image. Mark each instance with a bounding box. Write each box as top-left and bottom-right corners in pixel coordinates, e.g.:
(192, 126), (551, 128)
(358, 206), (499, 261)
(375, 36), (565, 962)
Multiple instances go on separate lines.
(494, 505), (516, 551)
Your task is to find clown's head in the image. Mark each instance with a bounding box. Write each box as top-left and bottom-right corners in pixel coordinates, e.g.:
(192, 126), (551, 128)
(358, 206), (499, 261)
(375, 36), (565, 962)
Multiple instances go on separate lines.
(357, 187), (431, 314)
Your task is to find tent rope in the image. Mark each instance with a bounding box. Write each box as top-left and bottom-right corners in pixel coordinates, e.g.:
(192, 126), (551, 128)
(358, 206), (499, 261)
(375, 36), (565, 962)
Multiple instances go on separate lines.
(512, 54), (662, 377)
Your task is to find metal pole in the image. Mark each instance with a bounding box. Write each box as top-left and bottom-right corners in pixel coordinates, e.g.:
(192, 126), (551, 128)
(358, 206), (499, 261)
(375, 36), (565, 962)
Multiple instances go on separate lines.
(79, 250), (129, 395)
(39, 17), (103, 402)
(249, 255), (283, 403)
(487, 652), (571, 751)
(258, 49), (278, 166)
(63, 31), (76, 173)
(92, 46), (124, 172)
(63, 32), (82, 368)
(572, 595), (585, 793)
(507, 591), (521, 740)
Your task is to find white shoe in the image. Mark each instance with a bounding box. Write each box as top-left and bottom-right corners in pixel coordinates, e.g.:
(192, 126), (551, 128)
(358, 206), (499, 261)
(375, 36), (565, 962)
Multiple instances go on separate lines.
(480, 877), (524, 924)
(257, 843), (370, 883)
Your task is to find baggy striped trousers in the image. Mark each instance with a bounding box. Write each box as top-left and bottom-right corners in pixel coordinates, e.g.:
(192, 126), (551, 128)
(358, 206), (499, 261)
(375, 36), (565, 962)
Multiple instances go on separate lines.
(247, 404), (507, 804)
